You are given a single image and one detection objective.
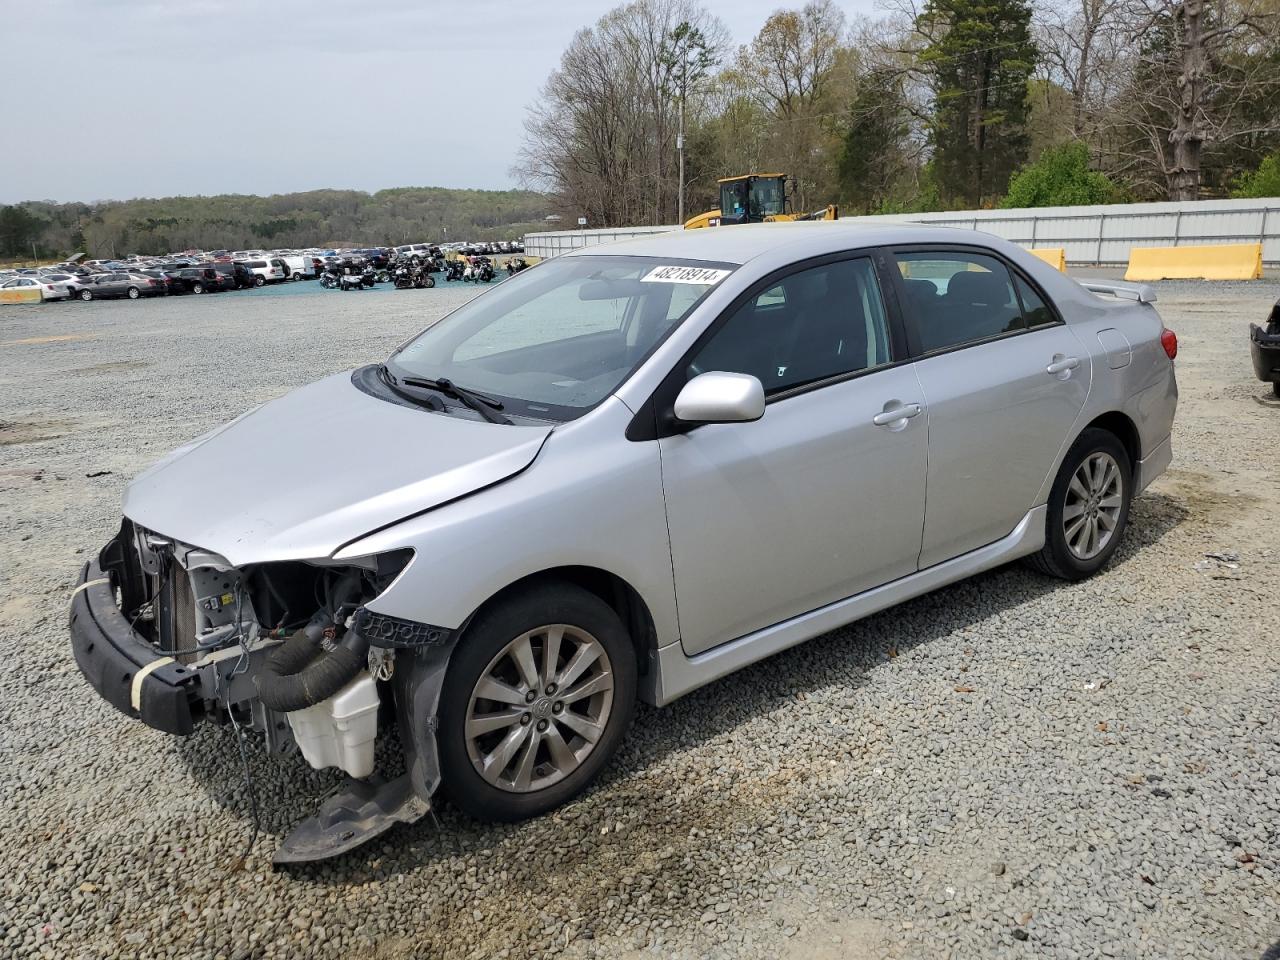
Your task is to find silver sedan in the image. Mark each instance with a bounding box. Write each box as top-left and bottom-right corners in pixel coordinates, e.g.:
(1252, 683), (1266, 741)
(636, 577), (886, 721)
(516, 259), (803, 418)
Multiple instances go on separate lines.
(71, 223), (1177, 861)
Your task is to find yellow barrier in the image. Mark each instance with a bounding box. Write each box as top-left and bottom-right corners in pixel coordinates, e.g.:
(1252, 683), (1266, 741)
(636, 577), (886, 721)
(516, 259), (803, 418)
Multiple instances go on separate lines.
(0, 288), (42, 304)
(1125, 243), (1263, 281)
(1029, 248), (1066, 272)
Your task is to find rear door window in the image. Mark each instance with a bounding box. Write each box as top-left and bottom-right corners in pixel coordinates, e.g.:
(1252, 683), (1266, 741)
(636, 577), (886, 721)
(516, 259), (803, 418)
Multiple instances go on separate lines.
(893, 251), (1023, 353)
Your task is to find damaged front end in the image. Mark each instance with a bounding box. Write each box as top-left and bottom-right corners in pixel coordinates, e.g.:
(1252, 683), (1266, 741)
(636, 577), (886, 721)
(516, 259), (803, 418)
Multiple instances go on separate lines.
(69, 519), (459, 864)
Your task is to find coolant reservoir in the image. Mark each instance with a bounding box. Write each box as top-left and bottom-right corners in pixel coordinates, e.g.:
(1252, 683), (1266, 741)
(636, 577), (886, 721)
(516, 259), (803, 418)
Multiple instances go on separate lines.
(286, 671), (379, 778)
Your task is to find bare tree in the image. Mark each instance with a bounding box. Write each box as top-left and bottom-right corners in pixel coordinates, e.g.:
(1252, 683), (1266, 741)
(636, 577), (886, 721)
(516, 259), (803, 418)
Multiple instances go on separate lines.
(515, 0), (727, 226)
(735, 0), (847, 208)
(1035, 0), (1128, 138)
(1111, 0), (1279, 199)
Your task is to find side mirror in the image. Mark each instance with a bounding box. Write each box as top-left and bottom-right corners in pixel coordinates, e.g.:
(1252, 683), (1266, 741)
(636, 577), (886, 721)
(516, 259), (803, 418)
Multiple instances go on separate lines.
(673, 372), (766, 425)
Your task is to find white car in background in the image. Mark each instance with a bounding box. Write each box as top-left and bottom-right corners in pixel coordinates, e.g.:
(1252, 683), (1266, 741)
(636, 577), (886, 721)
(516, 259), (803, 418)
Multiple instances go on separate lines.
(38, 272), (88, 298)
(0, 276), (66, 302)
(395, 243), (437, 264)
(237, 257), (289, 286)
(279, 255), (316, 280)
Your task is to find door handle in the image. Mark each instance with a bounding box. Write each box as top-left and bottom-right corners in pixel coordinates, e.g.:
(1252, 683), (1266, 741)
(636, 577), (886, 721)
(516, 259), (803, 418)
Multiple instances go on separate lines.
(872, 402), (922, 426)
(1046, 355), (1080, 375)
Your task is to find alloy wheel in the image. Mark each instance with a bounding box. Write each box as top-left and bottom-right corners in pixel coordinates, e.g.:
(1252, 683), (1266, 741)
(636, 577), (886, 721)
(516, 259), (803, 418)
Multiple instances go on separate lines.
(465, 624), (614, 793)
(1063, 451), (1123, 561)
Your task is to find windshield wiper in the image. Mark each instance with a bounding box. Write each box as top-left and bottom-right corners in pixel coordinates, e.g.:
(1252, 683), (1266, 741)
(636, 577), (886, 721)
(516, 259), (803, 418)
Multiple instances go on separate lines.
(387, 367), (512, 425)
(378, 363), (445, 412)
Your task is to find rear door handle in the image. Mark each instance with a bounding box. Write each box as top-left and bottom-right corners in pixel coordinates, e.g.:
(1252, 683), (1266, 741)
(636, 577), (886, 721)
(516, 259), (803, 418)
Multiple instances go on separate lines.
(1046, 355), (1080, 375)
(872, 402), (922, 426)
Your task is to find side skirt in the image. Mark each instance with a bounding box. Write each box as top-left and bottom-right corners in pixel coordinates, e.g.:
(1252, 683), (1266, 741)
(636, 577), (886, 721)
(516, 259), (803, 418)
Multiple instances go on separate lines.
(647, 506), (1047, 707)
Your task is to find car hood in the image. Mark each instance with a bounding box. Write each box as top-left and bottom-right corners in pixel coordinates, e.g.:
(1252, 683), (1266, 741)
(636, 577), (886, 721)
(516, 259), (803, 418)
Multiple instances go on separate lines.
(123, 371), (552, 565)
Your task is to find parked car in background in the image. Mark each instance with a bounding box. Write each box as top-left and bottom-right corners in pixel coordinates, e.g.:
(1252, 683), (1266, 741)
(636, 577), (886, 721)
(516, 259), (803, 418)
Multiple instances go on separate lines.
(237, 257), (288, 286)
(165, 267), (232, 294)
(395, 243), (437, 265)
(0, 276), (64, 303)
(38, 272), (88, 298)
(1249, 299), (1280, 397)
(280, 255), (316, 280)
(132, 270), (183, 295)
(208, 262), (257, 289)
(76, 272), (165, 300)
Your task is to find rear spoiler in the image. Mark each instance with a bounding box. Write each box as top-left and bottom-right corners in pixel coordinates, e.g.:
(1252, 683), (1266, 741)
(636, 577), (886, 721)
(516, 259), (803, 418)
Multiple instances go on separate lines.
(1077, 279), (1158, 304)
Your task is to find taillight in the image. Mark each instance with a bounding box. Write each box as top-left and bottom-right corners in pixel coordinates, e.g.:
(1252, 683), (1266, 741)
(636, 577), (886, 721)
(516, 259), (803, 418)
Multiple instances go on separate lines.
(1160, 328), (1178, 360)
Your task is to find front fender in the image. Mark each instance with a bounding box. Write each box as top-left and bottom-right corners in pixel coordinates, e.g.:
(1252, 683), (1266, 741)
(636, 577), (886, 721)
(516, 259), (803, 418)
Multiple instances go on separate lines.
(334, 398), (679, 650)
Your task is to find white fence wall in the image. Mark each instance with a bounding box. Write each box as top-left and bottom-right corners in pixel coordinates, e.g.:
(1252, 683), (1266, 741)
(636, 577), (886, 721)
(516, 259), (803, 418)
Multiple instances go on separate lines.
(525, 225), (675, 259)
(525, 197), (1280, 265)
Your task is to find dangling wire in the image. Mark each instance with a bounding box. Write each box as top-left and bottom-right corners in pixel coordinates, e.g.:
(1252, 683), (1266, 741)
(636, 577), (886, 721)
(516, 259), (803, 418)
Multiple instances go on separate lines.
(222, 582), (259, 870)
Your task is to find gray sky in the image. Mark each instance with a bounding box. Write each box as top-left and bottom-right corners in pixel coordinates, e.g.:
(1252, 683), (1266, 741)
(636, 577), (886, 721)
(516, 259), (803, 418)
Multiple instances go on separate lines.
(0, 0), (881, 203)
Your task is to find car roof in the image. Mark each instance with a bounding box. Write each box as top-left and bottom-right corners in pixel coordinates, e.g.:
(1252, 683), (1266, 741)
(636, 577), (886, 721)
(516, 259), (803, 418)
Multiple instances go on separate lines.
(562, 222), (1009, 266)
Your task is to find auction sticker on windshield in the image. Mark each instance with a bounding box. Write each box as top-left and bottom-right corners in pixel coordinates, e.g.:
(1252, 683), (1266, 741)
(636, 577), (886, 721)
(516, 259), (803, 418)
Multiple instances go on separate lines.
(641, 265), (731, 285)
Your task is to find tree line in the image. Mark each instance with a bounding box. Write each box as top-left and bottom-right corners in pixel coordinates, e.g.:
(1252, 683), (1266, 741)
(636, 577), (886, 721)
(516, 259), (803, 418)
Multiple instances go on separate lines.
(516, 0), (1280, 225)
(0, 187), (549, 261)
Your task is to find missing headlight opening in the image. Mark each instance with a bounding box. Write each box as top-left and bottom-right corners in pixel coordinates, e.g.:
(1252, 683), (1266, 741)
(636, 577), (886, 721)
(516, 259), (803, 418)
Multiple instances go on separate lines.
(77, 520), (448, 864)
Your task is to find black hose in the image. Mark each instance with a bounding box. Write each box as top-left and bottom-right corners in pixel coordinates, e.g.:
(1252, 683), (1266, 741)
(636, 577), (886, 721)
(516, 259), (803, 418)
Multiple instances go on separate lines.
(253, 626), (368, 713)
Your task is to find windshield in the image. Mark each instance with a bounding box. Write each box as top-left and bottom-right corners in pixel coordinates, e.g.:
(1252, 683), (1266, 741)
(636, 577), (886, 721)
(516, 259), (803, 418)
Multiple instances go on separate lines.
(752, 177), (786, 217)
(388, 255), (732, 421)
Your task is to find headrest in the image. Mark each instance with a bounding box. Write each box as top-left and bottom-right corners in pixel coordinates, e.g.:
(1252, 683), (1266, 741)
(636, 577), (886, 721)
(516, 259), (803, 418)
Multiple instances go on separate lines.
(904, 278), (938, 300)
(947, 269), (1008, 306)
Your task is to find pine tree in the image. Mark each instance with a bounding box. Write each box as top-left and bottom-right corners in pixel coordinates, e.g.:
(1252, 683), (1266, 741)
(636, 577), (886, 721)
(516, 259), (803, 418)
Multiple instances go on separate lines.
(837, 70), (911, 215)
(918, 0), (1036, 207)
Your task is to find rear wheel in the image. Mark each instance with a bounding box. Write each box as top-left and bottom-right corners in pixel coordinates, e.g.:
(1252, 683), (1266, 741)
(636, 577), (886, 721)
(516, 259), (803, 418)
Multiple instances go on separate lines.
(438, 583), (636, 822)
(254, 275), (266, 287)
(79, 289), (93, 302)
(192, 282), (204, 294)
(1027, 428), (1132, 581)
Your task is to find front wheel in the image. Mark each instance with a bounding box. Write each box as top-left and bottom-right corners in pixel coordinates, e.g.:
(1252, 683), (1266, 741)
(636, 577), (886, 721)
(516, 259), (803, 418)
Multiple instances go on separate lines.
(126, 286), (140, 299)
(437, 583), (636, 822)
(192, 283), (204, 294)
(79, 289), (93, 302)
(1027, 428), (1132, 581)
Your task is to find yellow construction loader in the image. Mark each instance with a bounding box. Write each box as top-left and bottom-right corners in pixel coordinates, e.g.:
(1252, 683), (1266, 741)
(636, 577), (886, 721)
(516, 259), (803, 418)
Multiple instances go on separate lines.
(683, 173), (838, 229)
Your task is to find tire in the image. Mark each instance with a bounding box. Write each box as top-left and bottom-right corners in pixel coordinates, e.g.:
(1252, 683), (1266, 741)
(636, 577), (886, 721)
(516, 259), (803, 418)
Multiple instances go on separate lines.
(1026, 427), (1132, 581)
(254, 275), (266, 287)
(424, 276), (435, 288)
(192, 283), (204, 294)
(79, 289), (93, 302)
(126, 286), (140, 299)
(437, 583), (637, 822)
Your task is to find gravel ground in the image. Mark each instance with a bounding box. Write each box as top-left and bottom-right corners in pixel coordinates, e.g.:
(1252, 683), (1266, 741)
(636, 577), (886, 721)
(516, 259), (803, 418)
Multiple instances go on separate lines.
(1, 275), (1278, 960)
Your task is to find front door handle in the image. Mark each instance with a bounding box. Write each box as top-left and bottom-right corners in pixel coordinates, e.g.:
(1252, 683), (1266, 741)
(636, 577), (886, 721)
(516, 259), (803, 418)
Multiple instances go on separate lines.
(872, 402), (922, 427)
(1046, 355), (1080, 376)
